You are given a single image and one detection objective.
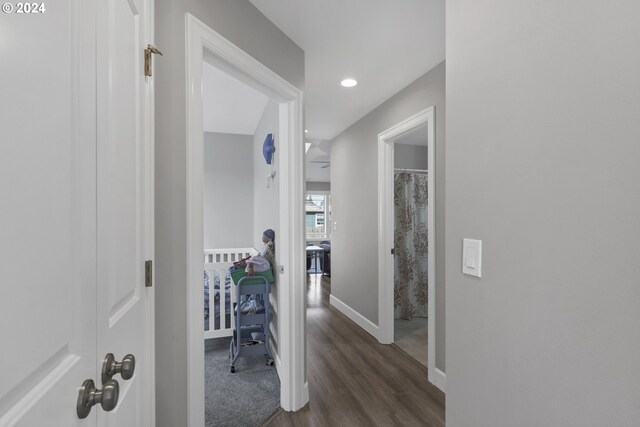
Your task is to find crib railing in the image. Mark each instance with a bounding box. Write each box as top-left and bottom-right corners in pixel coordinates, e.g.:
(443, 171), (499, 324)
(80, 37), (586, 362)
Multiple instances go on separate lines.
(204, 247), (258, 340)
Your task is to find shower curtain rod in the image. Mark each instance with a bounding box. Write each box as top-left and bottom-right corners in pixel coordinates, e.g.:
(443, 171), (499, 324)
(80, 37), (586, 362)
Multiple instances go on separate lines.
(394, 168), (428, 174)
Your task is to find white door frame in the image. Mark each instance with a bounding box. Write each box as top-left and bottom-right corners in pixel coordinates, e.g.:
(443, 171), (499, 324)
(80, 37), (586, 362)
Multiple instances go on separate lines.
(377, 107), (444, 391)
(145, 0), (156, 421)
(185, 13), (308, 425)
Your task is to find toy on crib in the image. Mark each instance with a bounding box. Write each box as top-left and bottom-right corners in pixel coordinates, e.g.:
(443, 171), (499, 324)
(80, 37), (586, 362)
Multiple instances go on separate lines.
(245, 229), (275, 276)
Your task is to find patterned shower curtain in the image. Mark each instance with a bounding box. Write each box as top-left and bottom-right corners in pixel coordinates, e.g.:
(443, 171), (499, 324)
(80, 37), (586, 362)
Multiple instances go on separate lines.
(394, 172), (429, 320)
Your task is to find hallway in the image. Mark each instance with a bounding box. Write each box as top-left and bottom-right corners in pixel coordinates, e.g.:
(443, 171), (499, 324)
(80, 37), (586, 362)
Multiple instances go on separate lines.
(266, 274), (445, 426)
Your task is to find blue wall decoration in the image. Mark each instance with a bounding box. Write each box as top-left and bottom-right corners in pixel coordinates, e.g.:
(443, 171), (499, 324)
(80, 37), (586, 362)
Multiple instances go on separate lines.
(262, 133), (276, 165)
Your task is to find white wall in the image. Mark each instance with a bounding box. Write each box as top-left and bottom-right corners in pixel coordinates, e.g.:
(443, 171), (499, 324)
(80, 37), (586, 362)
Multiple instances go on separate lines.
(331, 61), (446, 371)
(203, 132), (253, 249)
(446, 2), (640, 425)
(306, 181), (330, 192)
(394, 144), (428, 170)
(154, 1), (303, 425)
(253, 100), (280, 247)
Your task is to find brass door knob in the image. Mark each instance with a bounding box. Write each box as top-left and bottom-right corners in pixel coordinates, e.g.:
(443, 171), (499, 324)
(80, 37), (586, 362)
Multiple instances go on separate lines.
(102, 353), (136, 384)
(77, 379), (119, 419)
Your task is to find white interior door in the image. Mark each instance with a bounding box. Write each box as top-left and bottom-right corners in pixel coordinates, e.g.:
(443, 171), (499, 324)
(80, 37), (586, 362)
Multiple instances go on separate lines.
(96, 0), (153, 426)
(0, 0), (153, 425)
(0, 2), (98, 426)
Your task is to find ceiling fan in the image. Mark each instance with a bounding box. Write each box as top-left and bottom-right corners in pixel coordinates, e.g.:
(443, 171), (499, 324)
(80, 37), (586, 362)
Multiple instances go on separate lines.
(310, 161), (330, 169)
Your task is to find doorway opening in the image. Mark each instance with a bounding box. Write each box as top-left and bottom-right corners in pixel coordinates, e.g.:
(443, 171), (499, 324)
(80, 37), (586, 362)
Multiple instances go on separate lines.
(200, 59), (280, 426)
(392, 125), (429, 367)
(305, 141), (332, 276)
(186, 14), (308, 427)
(378, 107), (444, 391)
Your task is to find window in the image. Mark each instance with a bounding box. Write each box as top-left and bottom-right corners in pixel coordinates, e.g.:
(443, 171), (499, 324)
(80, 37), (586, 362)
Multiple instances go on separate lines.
(305, 192), (331, 240)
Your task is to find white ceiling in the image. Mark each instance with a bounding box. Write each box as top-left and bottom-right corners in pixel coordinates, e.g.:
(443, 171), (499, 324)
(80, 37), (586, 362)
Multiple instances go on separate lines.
(250, 0), (445, 141)
(305, 140), (332, 182)
(202, 61), (269, 135)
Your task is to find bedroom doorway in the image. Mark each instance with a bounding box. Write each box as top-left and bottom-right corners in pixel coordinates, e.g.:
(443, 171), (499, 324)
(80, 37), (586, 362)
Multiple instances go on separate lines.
(200, 57), (281, 426)
(186, 14), (307, 426)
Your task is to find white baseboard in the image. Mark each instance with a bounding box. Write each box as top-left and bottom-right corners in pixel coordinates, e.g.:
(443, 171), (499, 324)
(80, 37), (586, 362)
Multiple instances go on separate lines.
(274, 353), (282, 379)
(330, 294), (446, 394)
(330, 294), (380, 340)
(302, 381), (309, 406)
(429, 367), (446, 393)
(270, 341), (282, 380)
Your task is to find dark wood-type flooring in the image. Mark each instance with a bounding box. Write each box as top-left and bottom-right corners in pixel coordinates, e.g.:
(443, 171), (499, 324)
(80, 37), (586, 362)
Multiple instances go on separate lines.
(265, 274), (445, 427)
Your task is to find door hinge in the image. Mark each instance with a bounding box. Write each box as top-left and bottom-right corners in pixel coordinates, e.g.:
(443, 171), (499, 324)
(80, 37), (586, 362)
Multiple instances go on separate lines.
(391, 248), (395, 255)
(279, 265), (284, 274)
(144, 44), (163, 77)
(145, 260), (153, 287)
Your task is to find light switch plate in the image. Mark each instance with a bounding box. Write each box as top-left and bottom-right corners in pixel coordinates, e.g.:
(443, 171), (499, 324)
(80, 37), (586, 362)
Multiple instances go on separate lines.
(462, 238), (482, 277)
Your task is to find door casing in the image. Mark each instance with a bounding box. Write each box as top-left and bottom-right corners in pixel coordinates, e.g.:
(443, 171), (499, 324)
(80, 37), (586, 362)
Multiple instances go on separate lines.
(377, 107), (444, 392)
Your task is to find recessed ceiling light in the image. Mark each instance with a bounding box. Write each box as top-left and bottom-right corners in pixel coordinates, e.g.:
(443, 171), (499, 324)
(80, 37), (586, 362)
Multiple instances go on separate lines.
(305, 129), (309, 133)
(340, 78), (358, 88)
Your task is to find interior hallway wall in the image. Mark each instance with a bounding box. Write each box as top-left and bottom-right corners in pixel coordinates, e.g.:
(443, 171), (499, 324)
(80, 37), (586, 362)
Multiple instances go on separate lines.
(446, 1), (640, 425)
(154, 1), (303, 425)
(330, 61), (446, 372)
(203, 132), (253, 249)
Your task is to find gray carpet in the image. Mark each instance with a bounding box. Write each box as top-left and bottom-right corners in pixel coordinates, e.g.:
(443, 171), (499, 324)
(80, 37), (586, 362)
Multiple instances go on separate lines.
(205, 338), (280, 427)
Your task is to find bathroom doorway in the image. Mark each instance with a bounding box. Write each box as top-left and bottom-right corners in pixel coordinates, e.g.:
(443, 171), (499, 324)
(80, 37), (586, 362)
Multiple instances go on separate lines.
(392, 124), (429, 367)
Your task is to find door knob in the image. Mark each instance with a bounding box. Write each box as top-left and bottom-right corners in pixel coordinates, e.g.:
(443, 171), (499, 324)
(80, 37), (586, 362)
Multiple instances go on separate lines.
(77, 379), (119, 419)
(102, 353), (136, 384)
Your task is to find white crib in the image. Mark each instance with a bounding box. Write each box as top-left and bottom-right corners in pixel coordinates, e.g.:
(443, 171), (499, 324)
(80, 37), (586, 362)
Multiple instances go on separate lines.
(203, 247), (258, 340)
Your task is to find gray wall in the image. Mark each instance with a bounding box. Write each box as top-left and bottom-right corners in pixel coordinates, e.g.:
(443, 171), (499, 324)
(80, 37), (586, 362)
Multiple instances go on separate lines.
(394, 144), (428, 170)
(204, 132), (253, 249)
(330, 61), (446, 371)
(252, 101), (280, 247)
(252, 101), (281, 355)
(446, 2), (640, 426)
(306, 181), (330, 191)
(155, 1), (303, 425)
